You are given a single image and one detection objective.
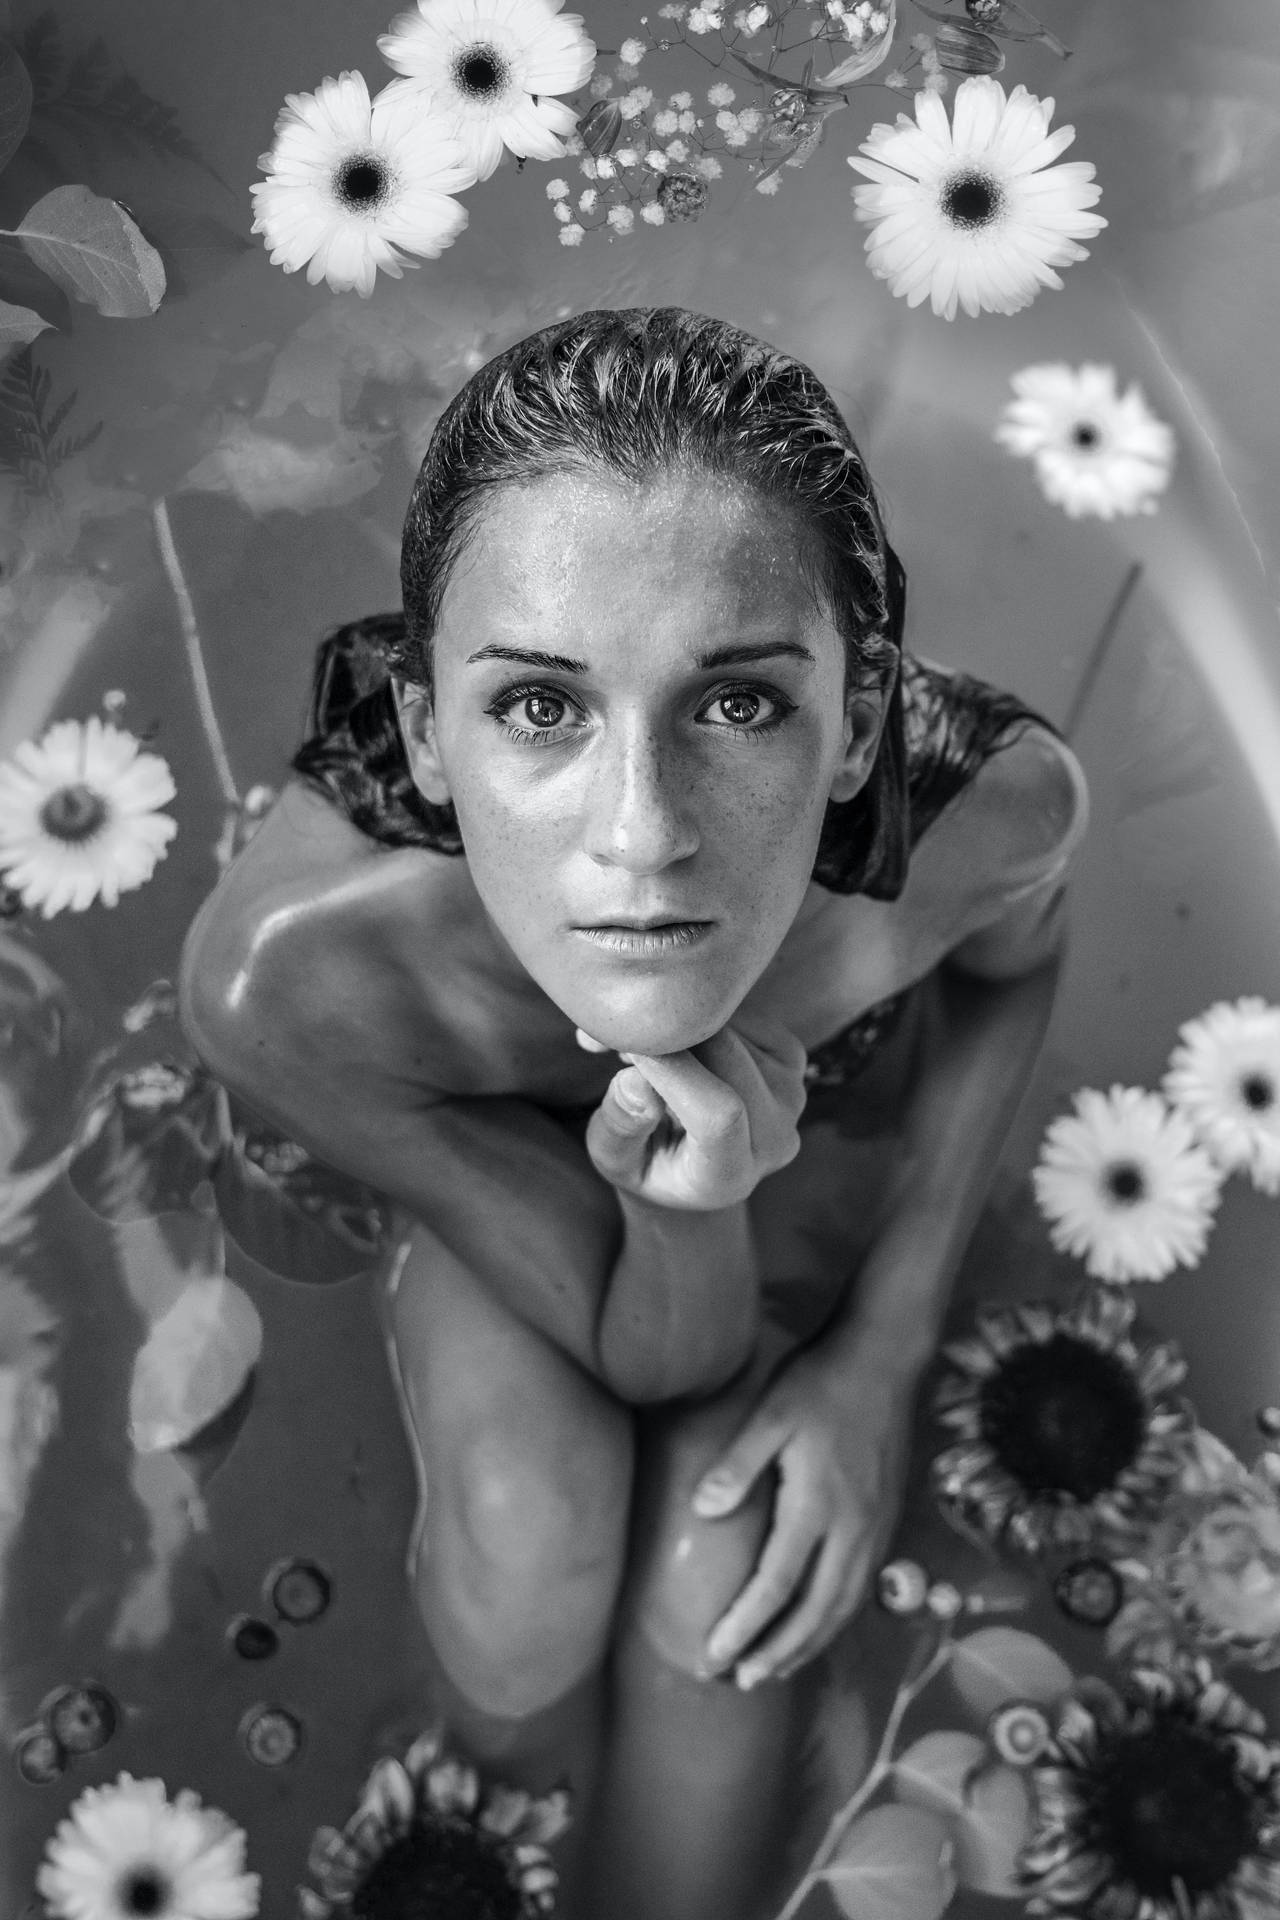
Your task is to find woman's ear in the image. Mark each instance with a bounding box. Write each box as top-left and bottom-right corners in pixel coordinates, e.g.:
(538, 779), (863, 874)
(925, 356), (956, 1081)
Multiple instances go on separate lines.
(391, 676), (453, 806)
(828, 682), (891, 805)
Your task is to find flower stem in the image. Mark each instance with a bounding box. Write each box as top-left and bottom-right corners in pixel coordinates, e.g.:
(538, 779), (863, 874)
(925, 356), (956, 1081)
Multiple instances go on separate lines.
(1063, 561), (1144, 742)
(152, 496), (239, 812)
(771, 1627), (954, 1920)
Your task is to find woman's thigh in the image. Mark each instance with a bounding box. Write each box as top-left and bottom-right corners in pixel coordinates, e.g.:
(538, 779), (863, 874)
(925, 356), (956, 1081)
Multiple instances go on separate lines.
(619, 1115), (909, 1674)
(385, 1219), (636, 1717)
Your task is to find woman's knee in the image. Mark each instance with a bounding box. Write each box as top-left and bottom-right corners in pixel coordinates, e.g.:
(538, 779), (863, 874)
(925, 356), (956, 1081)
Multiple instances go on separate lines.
(418, 1403), (634, 1716)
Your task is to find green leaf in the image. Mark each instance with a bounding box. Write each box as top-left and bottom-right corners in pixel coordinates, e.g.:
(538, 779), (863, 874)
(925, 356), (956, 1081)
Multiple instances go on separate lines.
(0, 39), (32, 173)
(0, 293), (48, 356)
(947, 1627), (1073, 1723)
(129, 1268), (263, 1453)
(819, 1804), (956, 1920)
(951, 1763), (1033, 1896)
(893, 1731), (987, 1820)
(16, 184), (165, 316)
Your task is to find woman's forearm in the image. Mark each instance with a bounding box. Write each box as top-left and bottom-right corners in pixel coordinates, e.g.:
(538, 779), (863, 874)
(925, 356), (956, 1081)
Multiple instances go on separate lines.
(598, 1192), (763, 1404)
(818, 951), (1063, 1385)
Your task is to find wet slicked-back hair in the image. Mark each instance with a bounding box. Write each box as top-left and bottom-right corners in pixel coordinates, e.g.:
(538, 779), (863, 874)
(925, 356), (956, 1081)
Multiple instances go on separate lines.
(294, 306), (912, 897)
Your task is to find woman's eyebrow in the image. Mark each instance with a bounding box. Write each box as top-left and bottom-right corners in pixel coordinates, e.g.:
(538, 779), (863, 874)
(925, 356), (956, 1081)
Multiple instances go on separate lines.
(465, 640), (817, 672)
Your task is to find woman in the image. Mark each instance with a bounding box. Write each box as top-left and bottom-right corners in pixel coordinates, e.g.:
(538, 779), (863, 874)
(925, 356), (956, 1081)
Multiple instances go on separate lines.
(179, 307), (1089, 1919)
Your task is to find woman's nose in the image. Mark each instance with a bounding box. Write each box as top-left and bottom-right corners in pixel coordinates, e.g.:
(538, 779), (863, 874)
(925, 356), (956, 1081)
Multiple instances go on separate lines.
(584, 729), (699, 872)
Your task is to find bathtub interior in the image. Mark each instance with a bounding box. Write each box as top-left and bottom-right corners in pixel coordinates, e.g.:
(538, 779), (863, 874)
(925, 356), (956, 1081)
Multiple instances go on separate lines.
(2, 0), (1280, 1912)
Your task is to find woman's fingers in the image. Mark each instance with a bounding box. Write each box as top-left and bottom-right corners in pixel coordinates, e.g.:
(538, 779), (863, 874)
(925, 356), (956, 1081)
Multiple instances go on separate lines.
(739, 1534), (854, 1686)
(584, 1067), (666, 1186)
(701, 1492), (824, 1677)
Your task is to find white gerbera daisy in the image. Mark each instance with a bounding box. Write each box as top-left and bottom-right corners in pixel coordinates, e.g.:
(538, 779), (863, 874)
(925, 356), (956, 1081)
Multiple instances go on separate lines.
(1032, 1085), (1223, 1283)
(846, 76), (1106, 320)
(250, 70), (477, 298)
(377, 0), (597, 184)
(995, 363), (1176, 519)
(0, 718), (177, 919)
(37, 1772), (260, 1920)
(1162, 997), (1280, 1195)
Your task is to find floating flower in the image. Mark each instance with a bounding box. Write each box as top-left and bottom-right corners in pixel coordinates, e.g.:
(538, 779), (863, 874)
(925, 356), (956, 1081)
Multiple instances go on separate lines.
(36, 1772), (260, 1920)
(995, 363), (1177, 519)
(377, 0), (597, 184)
(1162, 997), (1280, 1196)
(1108, 1439), (1280, 1673)
(1020, 1660), (1280, 1920)
(0, 718), (177, 919)
(846, 76), (1105, 320)
(931, 1285), (1193, 1555)
(250, 70), (477, 298)
(1032, 1085), (1223, 1283)
(300, 1722), (570, 1919)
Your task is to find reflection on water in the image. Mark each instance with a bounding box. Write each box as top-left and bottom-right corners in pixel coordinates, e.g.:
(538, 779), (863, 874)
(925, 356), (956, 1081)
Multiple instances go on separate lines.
(0, 0), (1279, 1912)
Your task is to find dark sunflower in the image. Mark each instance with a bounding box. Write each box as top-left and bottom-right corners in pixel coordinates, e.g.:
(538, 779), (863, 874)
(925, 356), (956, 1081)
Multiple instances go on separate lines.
(1021, 1659), (1280, 1919)
(931, 1285), (1193, 1554)
(300, 1725), (569, 1920)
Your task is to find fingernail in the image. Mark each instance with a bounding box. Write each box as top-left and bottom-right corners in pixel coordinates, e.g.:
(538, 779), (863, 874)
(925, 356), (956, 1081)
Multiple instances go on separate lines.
(574, 1028), (609, 1053)
(693, 1477), (734, 1515)
(737, 1663), (766, 1691)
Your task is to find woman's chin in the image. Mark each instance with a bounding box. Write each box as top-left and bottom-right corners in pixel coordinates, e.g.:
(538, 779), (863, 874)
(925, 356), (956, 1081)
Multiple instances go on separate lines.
(569, 998), (729, 1060)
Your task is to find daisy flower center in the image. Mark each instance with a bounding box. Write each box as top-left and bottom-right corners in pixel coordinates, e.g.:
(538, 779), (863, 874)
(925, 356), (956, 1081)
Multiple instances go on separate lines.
(1086, 1716), (1258, 1898)
(39, 782), (108, 843)
(332, 153), (395, 213)
(1070, 419), (1102, 450)
(350, 1814), (522, 1920)
(939, 167), (1003, 231)
(115, 1867), (171, 1917)
(1240, 1071), (1275, 1112)
(452, 44), (510, 103)
(978, 1332), (1146, 1500)
(1103, 1157), (1148, 1205)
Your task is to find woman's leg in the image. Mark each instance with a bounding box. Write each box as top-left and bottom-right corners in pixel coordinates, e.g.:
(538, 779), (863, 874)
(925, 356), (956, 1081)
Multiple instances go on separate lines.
(384, 1219), (636, 1913)
(582, 1321), (810, 1920)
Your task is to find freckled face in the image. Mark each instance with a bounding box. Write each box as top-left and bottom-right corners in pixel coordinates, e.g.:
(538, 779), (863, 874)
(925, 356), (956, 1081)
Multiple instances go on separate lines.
(404, 469), (880, 1055)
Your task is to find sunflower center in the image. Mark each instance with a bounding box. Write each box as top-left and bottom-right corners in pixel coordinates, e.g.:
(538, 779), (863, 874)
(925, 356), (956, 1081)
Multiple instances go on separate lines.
(116, 1868), (170, 1916)
(978, 1331), (1147, 1501)
(1104, 1159), (1147, 1205)
(1071, 420), (1101, 450)
(453, 45), (507, 100)
(334, 155), (392, 211)
(940, 168), (1002, 230)
(39, 782), (107, 843)
(1088, 1715), (1258, 1897)
(1241, 1072), (1275, 1112)
(350, 1814), (522, 1920)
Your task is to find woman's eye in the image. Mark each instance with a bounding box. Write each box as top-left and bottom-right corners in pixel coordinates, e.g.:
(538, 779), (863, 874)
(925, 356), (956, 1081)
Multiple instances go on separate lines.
(703, 686), (789, 730)
(484, 685), (581, 740)
(515, 692), (567, 730)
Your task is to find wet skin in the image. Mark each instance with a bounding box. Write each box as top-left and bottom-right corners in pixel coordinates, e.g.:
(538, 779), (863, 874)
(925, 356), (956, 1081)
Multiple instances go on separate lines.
(180, 469), (1085, 1918)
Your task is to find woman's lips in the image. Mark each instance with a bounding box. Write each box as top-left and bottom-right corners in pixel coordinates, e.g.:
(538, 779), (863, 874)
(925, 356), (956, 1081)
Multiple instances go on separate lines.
(573, 921), (714, 956)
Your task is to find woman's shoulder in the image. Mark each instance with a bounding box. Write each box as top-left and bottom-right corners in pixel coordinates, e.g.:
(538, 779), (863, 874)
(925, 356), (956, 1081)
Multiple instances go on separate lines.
(901, 653), (1088, 881)
(177, 779), (458, 1099)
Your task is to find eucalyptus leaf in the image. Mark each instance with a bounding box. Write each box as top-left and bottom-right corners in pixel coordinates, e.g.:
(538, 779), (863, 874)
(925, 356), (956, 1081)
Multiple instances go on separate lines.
(893, 1730), (987, 1821)
(0, 293), (47, 355)
(951, 1763), (1033, 1896)
(16, 184), (164, 316)
(820, 1803), (956, 1920)
(948, 1627), (1074, 1723)
(0, 40), (32, 174)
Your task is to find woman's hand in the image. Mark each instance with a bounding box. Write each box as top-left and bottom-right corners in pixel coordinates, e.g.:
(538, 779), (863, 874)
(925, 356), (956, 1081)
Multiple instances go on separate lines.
(690, 1337), (915, 1686)
(579, 1013), (808, 1211)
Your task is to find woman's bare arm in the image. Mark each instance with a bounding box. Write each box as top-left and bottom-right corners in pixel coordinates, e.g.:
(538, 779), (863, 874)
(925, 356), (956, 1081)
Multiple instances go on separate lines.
(179, 911), (766, 1403)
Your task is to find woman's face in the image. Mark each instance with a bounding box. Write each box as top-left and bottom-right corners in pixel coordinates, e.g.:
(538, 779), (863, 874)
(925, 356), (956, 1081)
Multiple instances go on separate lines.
(398, 467), (886, 1055)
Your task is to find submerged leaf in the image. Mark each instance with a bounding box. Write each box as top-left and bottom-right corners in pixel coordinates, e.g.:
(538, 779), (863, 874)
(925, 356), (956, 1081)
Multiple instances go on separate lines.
(0, 40), (33, 174)
(820, 1803), (956, 1920)
(128, 1273), (262, 1452)
(0, 294), (50, 355)
(893, 1730), (987, 1820)
(17, 185), (165, 316)
(947, 1627), (1073, 1723)
(212, 1126), (389, 1285)
(68, 1067), (225, 1221)
(951, 1762), (1032, 1894)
